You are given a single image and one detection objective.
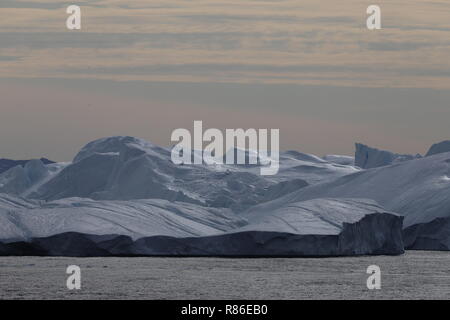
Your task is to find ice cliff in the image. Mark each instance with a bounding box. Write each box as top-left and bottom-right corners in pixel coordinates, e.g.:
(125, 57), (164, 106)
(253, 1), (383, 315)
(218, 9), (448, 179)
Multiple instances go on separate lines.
(426, 140), (450, 157)
(0, 195), (403, 256)
(355, 143), (420, 169)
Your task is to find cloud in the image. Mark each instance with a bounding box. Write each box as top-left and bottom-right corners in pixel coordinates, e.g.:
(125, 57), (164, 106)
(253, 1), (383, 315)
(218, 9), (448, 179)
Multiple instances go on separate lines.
(1, 0), (450, 88)
(0, 0), (105, 9)
(363, 41), (444, 51)
(0, 55), (21, 61)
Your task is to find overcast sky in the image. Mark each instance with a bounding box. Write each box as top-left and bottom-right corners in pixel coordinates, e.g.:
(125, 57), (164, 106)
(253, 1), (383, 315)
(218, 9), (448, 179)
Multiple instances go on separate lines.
(1, 0), (450, 161)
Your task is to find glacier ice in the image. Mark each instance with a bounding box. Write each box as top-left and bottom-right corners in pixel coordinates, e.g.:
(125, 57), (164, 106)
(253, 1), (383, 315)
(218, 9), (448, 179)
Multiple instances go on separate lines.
(254, 150), (450, 250)
(1, 136), (450, 255)
(273, 151), (450, 227)
(403, 217), (450, 250)
(0, 158), (54, 174)
(323, 154), (355, 166)
(426, 140), (450, 157)
(0, 194), (404, 256)
(2, 136), (358, 212)
(355, 143), (420, 169)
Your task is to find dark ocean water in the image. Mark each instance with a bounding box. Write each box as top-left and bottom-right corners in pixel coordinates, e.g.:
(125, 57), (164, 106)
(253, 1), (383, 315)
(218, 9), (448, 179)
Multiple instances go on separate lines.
(0, 251), (449, 299)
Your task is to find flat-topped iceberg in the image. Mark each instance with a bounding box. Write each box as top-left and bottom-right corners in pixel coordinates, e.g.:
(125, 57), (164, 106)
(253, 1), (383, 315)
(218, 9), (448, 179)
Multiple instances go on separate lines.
(0, 194), (403, 256)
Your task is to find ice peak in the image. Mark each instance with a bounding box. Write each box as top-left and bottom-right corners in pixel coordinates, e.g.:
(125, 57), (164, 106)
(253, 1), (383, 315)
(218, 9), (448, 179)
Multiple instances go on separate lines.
(73, 136), (168, 163)
(426, 140), (450, 157)
(354, 143), (420, 169)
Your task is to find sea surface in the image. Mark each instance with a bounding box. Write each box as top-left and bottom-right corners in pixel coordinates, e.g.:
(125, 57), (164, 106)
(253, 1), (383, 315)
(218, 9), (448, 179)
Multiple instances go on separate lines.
(0, 251), (449, 299)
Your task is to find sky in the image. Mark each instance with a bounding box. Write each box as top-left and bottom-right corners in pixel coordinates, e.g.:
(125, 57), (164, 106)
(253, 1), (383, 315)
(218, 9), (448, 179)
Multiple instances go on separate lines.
(1, 0), (450, 161)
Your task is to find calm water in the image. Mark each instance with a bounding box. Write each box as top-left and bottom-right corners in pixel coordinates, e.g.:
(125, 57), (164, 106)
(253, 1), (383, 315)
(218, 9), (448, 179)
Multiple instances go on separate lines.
(0, 251), (449, 299)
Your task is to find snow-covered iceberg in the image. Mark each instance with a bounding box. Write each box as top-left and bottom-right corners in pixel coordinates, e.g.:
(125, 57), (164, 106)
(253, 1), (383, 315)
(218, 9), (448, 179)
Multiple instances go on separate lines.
(403, 217), (450, 251)
(0, 194), (403, 256)
(0, 158), (54, 175)
(0, 136), (358, 213)
(269, 151), (450, 228)
(255, 150), (450, 250)
(323, 155), (355, 166)
(426, 140), (450, 157)
(1, 136), (449, 255)
(355, 143), (420, 169)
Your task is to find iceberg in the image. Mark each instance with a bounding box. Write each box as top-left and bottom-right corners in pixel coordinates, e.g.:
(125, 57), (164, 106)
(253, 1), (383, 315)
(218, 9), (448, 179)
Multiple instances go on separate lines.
(403, 217), (450, 250)
(0, 158), (54, 174)
(355, 143), (420, 169)
(1, 136), (449, 255)
(3, 136), (357, 213)
(0, 194), (403, 256)
(426, 140), (450, 157)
